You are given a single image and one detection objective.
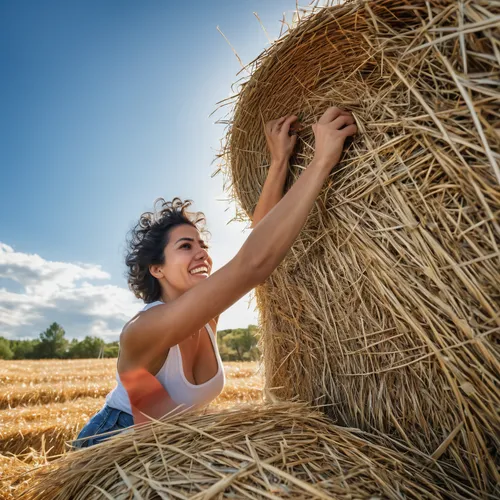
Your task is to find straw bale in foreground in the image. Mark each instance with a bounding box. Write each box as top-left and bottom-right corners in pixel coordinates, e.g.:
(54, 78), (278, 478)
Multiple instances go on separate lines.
(221, 0), (500, 494)
(20, 403), (477, 499)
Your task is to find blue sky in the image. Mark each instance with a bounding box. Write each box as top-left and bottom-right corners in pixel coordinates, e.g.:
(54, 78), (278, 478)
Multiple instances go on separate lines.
(0, 0), (299, 340)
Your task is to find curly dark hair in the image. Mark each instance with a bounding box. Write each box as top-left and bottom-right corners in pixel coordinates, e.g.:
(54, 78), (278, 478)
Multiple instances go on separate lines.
(125, 197), (208, 303)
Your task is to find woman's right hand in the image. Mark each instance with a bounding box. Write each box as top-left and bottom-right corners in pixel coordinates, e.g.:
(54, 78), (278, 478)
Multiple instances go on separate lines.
(312, 107), (357, 170)
(264, 115), (299, 165)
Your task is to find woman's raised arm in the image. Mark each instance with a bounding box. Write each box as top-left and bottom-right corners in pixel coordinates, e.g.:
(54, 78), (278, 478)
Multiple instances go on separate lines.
(121, 107), (356, 368)
(250, 115), (298, 228)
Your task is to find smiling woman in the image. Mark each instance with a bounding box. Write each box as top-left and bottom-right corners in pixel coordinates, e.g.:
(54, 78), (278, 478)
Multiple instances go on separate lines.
(126, 198), (210, 303)
(73, 198), (223, 447)
(73, 105), (357, 448)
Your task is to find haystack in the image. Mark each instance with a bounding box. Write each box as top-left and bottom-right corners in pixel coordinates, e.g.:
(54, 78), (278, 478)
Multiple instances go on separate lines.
(19, 403), (476, 499)
(221, 0), (500, 494)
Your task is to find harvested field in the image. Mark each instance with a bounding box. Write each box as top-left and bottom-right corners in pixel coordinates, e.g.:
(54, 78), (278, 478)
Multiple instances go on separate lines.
(0, 359), (116, 386)
(0, 359), (263, 498)
(0, 370), (114, 386)
(0, 397), (103, 456)
(0, 380), (115, 409)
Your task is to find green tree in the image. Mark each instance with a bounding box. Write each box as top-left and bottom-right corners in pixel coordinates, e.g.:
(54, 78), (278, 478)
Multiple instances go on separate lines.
(68, 336), (105, 358)
(66, 338), (79, 357)
(0, 337), (13, 360)
(35, 322), (68, 359)
(225, 326), (259, 361)
(104, 342), (119, 358)
(217, 329), (237, 361)
(216, 325), (260, 362)
(10, 339), (40, 359)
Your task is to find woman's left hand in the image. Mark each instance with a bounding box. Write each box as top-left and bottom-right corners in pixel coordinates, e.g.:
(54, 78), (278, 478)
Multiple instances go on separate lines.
(264, 115), (300, 165)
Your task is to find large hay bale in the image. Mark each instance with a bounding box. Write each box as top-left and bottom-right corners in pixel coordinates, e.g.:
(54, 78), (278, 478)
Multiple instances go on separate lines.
(221, 0), (500, 494)
(20, 403), (475, 499)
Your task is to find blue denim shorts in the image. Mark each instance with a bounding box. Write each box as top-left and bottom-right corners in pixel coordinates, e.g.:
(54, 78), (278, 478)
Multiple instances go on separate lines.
(72, 404), (134, 449)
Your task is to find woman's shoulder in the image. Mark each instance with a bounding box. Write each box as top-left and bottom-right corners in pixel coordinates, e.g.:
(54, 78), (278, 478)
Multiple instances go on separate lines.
(120, 301), (164, 338)
(122, 300), (217, 340)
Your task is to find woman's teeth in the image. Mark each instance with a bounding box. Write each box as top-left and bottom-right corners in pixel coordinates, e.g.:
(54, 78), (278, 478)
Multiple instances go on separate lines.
(190, 266), (208, 275)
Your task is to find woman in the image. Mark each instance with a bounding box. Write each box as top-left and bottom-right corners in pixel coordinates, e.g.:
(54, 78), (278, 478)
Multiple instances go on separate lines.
(73, 107), (356, 448)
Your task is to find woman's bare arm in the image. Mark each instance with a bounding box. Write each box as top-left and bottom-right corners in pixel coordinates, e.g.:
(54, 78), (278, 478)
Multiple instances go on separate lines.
(251, 115), (298, 228)
(250, 161), (287, 228)
(121, 107), (356, 368)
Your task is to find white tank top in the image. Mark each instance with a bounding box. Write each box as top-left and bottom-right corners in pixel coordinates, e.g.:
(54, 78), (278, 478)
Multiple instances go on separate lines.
(105, 301), (225, 415)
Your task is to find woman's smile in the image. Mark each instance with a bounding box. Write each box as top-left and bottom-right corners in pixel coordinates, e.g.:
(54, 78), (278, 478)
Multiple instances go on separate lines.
(189, 265), (210, 278)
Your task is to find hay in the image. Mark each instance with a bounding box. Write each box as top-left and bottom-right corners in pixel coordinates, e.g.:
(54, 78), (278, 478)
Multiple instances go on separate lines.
(1, 452), (48, 500)
(0, 398), (103, 456)
(220, 0), (500, 494)
(0, 359), (117, 386)
(0, 362), (263, 462)
(0, 380), (114, 409)
(19, 403), (477, 499)
(0, 361), (263, 466)
(1, 425), (77, 458)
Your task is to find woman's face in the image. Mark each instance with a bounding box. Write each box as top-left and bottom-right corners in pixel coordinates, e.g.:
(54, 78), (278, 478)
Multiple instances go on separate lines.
(150, 224), (212, 300)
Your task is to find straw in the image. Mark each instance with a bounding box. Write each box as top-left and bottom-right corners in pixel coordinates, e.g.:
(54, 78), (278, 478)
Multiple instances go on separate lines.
(19, 402), (478, 499)
(219, 0), (500, 495)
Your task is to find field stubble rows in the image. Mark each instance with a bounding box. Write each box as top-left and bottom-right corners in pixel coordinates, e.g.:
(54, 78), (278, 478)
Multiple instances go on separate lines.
(0, 360), (263, 458)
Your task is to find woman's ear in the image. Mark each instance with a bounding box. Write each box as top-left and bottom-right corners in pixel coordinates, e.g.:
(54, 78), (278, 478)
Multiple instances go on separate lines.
(149, 265), (163, 280)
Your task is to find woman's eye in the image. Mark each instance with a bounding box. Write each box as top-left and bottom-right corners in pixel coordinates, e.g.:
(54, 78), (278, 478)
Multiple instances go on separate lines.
(180, 243), (209, 250)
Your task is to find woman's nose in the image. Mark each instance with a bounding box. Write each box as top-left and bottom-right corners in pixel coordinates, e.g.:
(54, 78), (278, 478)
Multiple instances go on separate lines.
(196, 248), (208, 259)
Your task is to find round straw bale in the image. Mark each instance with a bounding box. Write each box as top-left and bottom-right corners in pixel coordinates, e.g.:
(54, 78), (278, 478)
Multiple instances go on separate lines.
(20, 403), (476, 499)
(220, 0), (500, 494)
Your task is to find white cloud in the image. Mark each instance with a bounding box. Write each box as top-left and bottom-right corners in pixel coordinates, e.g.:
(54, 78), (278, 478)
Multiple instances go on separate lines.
(0, 241), (259, 341)
(0, 243), (141, 341)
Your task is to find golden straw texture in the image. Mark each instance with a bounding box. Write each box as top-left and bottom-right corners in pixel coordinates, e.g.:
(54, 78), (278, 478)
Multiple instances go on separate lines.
(19, 403), (478, 499)
(220, 0), (500, 495)
(0, 361), (263, 458)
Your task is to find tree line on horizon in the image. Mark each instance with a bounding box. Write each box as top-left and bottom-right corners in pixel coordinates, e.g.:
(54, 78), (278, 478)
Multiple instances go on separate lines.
(0, 322), (260, 362)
